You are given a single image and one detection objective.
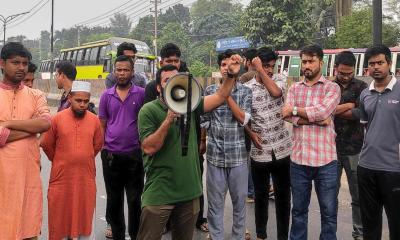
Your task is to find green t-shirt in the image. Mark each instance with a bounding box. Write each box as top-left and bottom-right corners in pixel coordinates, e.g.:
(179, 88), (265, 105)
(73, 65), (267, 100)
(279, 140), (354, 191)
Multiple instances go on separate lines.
(138, 98), (204, 207)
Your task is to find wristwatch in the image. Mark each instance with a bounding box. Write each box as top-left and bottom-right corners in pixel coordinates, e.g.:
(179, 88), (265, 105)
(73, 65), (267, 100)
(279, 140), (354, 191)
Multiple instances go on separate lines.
(292, 106), (298, 116)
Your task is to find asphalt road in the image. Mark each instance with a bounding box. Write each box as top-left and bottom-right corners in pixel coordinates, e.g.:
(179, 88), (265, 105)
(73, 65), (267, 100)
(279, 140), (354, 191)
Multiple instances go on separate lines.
(37, 151), (389, 240)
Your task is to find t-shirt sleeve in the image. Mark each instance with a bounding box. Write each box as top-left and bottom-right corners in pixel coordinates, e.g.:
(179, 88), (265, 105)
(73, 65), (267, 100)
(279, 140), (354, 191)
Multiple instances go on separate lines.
(98, 93), (109, 120)
(359, 91), (368, 124)
(138, 106), (158, 142)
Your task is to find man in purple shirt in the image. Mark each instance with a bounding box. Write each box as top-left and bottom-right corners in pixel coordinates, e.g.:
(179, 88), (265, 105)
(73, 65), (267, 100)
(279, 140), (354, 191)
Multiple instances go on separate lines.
(99, 55), (145, 240)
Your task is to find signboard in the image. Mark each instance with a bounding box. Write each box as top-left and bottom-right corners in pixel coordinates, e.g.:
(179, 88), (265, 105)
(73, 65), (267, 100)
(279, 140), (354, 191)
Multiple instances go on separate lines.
(216, 36), (250, 52)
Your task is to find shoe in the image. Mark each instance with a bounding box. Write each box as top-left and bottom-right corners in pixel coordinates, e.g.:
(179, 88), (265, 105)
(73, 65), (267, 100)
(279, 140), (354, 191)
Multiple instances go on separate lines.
(246, 197), (255, 203)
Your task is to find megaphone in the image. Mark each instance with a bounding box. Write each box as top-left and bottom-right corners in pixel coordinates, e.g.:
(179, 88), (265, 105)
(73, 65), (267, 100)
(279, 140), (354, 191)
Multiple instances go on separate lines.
(163, 73), (202, 114)
(163, 73), (202, 156)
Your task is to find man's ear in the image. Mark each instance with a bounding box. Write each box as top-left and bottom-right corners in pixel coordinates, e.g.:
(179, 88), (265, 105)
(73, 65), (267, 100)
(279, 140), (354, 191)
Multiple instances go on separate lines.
(0, 59), (4, 71)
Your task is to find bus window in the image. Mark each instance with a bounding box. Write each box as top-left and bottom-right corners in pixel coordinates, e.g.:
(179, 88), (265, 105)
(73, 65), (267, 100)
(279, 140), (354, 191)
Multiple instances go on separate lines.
(76, 49), (84, 66)
(71, 50), (77, 64)
(60, 52), (65, 60)
(90, 47), (99, 65)
(84, 48), (91, 65)
(288, 56), (301, 77)
(395, 53), (400, 76)
(354, 54), (361, 76)
(362, 55), (369, 76)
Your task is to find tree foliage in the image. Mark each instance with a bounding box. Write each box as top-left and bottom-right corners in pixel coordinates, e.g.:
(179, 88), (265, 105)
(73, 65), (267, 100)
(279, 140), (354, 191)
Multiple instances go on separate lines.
(241, 0), (313, 50)
(334, 8), (400, 48)
(110, 13), (132, 37)
(158, 23), (190, 60)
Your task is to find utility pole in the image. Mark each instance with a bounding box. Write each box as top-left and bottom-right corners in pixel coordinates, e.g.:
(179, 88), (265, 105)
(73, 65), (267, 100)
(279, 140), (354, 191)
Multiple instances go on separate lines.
(50, 0), (55, 81)
(150, 0), (161, 59)
(0, 11), (30, 45)
(373, 0), (382, 45)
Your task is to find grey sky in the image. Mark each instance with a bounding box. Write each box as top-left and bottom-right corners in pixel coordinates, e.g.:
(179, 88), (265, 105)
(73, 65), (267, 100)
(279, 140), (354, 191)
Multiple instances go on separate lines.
(1, 0), (251, 40)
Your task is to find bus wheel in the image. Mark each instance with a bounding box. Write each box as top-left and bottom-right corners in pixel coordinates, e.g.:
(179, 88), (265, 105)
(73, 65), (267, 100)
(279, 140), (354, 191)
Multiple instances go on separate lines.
(98, 75), (102, 79)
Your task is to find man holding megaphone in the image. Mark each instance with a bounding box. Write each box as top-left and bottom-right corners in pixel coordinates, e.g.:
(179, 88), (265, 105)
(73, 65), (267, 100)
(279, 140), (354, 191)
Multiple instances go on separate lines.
(136, 52), (242, 240)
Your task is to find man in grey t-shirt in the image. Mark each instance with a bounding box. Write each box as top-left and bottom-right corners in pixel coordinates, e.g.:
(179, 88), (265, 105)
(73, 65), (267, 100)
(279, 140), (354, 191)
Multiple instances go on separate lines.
(358, 45), (400, 240)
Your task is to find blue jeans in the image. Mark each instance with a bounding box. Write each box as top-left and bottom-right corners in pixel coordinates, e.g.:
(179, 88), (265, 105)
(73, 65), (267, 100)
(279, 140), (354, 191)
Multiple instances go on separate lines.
(290, 161), (338, 240)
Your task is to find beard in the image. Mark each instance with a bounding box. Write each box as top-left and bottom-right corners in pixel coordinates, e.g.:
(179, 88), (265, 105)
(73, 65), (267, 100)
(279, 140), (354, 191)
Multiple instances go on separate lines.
(72, 109), (86, 119)
(303, 68), (320, 80)
(117, 78), (131, 88)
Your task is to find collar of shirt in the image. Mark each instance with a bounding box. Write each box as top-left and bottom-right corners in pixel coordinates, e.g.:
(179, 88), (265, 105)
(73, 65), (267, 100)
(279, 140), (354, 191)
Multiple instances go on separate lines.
(216, 80), (239, 92)
(369, 75), (397, 91)
(106, 84), (140, 97)
(300, 75), (327, 86)
(0, 81), (24, 90)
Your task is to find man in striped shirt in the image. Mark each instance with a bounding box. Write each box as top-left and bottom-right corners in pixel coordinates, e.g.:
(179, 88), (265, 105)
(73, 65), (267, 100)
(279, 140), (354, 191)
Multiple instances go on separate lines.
(282, 45), (341, 240)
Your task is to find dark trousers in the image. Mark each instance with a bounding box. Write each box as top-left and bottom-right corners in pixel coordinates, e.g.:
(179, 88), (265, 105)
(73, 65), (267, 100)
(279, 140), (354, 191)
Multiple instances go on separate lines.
(251, 156), (291, 240)
(101, 149), (144, 240)
(358, 166), (400, 240)
(196, 155), (207, 227)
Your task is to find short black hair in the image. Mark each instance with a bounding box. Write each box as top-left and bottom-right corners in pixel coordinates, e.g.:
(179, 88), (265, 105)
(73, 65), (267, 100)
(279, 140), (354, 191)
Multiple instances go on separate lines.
(115, 55), (134, 69)
(156, 64), (178, 86)
(1, 42), (32, 61)
(117, 42), (137, 57)
(365, 44), (392, 64)
(160, 43), (181, 59)
(28, 62), (37, 73)
(179, 61), (189, 72)
(335, 51), (356, 67)
(257, 47), (278, 65)
(217, 49), (236, 67)
(243, 48), (257, 62)
(55, 61), (77, 80)
(300, 44), (324, 61)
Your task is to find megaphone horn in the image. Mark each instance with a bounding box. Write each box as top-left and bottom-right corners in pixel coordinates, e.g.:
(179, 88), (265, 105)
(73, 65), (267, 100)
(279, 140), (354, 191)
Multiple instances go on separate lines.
(163, 73), (203, 115)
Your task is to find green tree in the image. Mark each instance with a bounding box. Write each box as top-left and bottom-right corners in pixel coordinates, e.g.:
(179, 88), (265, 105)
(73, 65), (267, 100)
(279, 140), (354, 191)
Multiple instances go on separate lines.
(189, 60), (216, 77)
(110, 13), (132, 37)
(159, 4), (190, 31)
(241, 0), (313, 49)
(334, 8), (400, 48)
(40, 31), (50, 59)
(158, 23), (190, 59)
(130, 15), (154, 49)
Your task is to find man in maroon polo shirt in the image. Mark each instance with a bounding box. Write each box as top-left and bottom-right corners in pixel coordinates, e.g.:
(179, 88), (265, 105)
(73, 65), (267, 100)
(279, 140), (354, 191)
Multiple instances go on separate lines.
(99, 55), (145, 240)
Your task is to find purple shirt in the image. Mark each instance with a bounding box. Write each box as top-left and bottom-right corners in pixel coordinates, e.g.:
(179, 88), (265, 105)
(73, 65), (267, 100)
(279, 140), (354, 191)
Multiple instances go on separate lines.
(58, 91), (71, 112)
(99, 85), (145, 153)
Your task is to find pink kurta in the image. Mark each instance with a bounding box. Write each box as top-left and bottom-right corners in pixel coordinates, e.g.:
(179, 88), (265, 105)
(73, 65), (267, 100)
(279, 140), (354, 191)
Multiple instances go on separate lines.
(0, 82), (51, 239)
(41, 108), (103, 240)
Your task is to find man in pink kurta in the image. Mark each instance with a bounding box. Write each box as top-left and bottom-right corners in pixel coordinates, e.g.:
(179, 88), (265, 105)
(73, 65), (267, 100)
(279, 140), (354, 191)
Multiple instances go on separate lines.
(41, 81), (103, 240)
(0, 43), (51, 239)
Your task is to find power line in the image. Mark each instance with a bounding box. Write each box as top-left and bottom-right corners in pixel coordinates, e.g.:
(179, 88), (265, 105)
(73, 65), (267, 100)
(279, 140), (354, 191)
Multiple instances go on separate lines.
(7, 0), (46, 24)
(75, 0), (144, 26)
(8, 0), (50, 29)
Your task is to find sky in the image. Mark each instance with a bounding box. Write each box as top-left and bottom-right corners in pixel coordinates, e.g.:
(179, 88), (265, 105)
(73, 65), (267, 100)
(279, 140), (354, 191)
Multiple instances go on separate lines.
(1, 0), (251, 40)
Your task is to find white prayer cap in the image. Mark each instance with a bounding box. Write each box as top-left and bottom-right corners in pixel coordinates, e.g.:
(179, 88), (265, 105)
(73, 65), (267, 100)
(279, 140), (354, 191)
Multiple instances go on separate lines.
(71, 81), (91, 93)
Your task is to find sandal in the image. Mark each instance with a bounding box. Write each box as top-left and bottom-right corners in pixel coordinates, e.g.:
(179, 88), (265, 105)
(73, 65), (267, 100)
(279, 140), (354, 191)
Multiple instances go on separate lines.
(245, 229), (251, 240)
(197, 221), (209, 232)
(105, 223), (113, 239)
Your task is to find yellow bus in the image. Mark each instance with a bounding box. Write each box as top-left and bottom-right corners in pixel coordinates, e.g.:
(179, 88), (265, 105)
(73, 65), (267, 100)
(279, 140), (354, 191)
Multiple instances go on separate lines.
(39, 37), (156, 80)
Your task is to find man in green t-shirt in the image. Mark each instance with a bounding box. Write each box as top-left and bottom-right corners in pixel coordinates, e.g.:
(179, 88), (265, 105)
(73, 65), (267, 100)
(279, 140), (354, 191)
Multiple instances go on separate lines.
(137, 54), (241, 240)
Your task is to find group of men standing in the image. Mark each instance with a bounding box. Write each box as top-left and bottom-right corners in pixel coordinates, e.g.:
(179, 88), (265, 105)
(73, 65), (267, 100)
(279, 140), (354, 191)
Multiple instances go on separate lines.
(0, 39), (399, 240)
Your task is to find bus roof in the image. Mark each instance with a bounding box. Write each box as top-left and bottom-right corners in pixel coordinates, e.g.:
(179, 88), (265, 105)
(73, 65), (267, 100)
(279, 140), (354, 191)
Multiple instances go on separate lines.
(61, 37), (153, 55)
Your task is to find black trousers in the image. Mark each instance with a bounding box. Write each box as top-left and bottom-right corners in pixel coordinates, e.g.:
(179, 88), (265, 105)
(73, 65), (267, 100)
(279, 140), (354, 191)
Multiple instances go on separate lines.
(358, 166), (400, 240)
(251, 155), (291, 240)
(196, 154), (207, 227)
(101, 149), (144, 240)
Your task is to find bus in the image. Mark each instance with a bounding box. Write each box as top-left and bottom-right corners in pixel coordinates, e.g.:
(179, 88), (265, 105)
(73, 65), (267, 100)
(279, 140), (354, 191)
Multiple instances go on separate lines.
(39, 37), (156, 80)
(275, 47), (400, 78)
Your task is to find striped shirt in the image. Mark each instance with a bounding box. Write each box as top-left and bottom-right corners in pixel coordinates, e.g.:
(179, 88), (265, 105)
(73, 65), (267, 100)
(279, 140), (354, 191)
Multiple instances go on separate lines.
(244, 75), (292, 162)
(286, 76), (340, 167)
(201, 82), (252, 168)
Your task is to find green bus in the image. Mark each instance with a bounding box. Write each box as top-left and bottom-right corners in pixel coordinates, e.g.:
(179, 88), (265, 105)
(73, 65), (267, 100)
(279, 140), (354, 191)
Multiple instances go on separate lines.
(39, 37), (156, 80)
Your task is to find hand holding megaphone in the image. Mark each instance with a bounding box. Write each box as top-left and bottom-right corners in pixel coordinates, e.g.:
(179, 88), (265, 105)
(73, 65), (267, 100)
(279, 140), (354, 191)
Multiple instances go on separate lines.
(165, 109), (181, 125)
